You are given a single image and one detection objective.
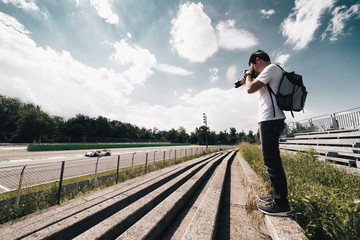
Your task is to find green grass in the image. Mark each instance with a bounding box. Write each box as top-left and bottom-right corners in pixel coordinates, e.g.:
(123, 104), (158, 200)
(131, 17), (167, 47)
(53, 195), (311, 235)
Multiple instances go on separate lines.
(239, 142), (360, 240)
(0, 149), (217, 224)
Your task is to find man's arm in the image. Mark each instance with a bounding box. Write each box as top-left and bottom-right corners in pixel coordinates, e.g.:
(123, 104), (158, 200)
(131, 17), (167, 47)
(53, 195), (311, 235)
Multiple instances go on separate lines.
(245, 75), (265, 94)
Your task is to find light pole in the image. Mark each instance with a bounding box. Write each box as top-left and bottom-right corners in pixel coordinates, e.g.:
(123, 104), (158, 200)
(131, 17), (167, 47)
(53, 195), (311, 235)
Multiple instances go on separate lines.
(203, 113), (208, 151)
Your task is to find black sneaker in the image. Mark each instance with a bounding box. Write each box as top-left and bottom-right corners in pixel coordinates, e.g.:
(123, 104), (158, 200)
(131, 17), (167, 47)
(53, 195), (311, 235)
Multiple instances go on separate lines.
(257, 193), (273, 203)
(258, 201), (291, 217)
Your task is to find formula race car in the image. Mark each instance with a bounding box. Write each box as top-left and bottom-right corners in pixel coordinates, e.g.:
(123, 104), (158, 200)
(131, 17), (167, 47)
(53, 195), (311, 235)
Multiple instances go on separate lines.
(85, 150), (111, 157)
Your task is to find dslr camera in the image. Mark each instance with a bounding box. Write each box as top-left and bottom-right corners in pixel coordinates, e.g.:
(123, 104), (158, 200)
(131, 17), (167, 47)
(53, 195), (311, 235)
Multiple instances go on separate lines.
(234, 70), (258, 88)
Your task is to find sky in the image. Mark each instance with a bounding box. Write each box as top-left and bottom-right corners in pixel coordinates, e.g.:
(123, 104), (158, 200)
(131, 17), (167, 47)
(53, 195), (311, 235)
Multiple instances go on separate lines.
(1, 0), (360, 134)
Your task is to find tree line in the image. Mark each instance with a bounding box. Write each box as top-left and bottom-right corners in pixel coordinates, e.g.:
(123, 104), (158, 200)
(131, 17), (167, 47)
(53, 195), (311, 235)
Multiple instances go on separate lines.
(0, 94), (259, 145)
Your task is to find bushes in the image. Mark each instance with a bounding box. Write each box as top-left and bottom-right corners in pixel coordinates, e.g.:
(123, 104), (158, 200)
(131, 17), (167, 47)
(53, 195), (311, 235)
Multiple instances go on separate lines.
(239, 143), (360, 240)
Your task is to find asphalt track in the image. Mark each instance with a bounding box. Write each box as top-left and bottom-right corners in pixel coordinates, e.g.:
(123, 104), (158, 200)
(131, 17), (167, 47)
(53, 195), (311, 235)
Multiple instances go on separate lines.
(0, 145), (207, 193)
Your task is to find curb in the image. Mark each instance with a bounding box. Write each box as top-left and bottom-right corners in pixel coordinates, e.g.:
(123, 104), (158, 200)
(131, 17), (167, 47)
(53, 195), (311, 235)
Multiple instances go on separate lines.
(236, 152), (308, 240)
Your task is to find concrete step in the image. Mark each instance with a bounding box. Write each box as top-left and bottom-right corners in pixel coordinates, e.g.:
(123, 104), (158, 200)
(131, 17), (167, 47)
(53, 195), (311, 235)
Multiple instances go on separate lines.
(116, 151), (236, 240)
(72, 153), (228, 240)
(0, 153), (221, 239)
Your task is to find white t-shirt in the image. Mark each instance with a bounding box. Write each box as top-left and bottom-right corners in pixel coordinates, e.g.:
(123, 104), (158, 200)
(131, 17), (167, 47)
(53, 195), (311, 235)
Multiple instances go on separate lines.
(255, 63), (286, 123)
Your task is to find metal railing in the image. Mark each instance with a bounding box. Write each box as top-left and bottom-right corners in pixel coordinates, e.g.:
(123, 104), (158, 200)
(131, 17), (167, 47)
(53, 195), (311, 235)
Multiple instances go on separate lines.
(286, 107), (360, 135)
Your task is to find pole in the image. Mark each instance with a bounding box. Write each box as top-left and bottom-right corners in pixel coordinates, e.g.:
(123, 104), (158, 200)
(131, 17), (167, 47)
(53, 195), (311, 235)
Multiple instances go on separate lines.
(94, 157), (100, 187)
(57, 161), (65, 205)
(16, 165), (27, 207)
(203, 113), (208, 151)
(153, 151), (157, 164)
(132, 152), (136, 167)
(145, 152), (148, 172)
(116, 155), (120, 184)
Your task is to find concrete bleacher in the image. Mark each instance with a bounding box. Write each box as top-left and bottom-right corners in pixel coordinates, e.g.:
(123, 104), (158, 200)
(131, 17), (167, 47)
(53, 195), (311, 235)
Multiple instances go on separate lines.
(0, 150), (307, 240)
(280, 128), (360, 168)
(0, 152), (232, 239)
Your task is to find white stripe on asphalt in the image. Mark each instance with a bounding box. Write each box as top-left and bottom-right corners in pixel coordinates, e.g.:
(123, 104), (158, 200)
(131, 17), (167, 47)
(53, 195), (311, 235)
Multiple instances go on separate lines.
(0, 184), (11, 192)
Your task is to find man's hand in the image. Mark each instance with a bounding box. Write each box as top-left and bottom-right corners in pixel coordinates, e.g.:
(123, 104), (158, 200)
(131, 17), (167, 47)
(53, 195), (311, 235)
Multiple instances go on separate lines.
(245, 68), (253, 76)
(239, 77), (246, 85)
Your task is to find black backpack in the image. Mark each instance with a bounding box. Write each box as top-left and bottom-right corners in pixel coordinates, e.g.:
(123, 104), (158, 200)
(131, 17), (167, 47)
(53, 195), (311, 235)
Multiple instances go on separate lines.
(267, 65), (307, 117)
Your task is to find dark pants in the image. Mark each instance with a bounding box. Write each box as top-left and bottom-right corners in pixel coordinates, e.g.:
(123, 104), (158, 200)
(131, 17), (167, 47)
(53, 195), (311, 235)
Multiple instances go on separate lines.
(259, 119), (288, 205)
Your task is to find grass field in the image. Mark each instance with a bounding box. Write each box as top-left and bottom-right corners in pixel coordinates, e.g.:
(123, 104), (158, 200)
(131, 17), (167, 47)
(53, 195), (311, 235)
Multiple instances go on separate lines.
(240, 142), (360, 240)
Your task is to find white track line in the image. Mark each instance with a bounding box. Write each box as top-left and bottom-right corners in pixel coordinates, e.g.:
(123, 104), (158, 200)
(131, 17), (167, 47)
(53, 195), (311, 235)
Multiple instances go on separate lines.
(0, 184), (11, 192)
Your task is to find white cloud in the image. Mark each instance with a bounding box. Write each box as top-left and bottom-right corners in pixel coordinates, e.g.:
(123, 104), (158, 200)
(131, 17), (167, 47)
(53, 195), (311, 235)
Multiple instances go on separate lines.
(274, 53), (291, 66)
(260, 9), (275, 19)
(170, 2), (218, 62)
(0, 12), (149, 119)
(2, 0), (40, 12)
(110, 39), (193, 77)
(281, 0), (336, 50)
(90, 0), (119, 24)
(216, 20), (258, 50)
(322, 3), (360, 41)
(226, 65), (237, 83)
(129, 88), (258, 132)
(109, 39), (156, 87)
(170, 2), (258, 62)
(209, 68), (219, 83)
(154, 63), (193, 76)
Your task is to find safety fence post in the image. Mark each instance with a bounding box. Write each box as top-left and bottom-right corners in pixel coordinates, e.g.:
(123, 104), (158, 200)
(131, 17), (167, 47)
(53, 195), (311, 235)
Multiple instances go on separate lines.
(94, 157), (100, 187)
(163, 151), (165, 165)
(145, 152), (148, 173)
(16, 165), (27, 207)
(116, 155), (120, 184)
(153, 151), (157, 164)
(132, 153), (136, 167)
(57, 161), (65, 205)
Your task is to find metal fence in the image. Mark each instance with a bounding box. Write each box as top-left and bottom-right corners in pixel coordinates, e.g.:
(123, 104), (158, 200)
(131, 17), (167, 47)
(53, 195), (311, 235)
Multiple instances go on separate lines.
(0, 146), (223, 208)
(286, 107), (360, 135)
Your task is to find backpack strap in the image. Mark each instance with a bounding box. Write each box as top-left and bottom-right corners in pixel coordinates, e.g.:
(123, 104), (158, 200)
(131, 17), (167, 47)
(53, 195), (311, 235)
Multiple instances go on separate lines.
(266, 64), (285, 118)
(266, 84), (276, 118)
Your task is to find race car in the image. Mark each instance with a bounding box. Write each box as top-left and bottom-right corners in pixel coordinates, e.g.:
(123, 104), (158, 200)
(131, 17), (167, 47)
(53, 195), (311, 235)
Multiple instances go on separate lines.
(85, 150), (111, 157)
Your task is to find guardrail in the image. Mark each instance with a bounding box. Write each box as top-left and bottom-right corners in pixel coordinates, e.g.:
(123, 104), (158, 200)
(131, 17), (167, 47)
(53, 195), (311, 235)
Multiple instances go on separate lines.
(286, 107), (360, 135)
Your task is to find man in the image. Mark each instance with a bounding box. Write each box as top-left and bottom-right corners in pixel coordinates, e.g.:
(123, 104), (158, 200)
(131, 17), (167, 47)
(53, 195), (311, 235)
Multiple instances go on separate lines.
(239, 50), (291, 217)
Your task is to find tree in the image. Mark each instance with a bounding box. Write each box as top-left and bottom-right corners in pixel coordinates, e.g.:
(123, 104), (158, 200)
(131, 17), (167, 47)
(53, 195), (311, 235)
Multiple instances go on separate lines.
(176, 126), (189, 143)
(0, 95), (24, 141)
(167, 128), (177, 143)
(245, 130), (256, 144)
(13, 106), (56, 142)
(238, 130), (246, 143)
(217, 130), (229, 144)
(229, 127), (238, 144)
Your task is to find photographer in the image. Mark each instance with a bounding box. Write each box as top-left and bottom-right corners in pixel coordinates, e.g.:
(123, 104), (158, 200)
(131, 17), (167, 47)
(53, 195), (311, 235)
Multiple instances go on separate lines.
(239, 50), (290, 217)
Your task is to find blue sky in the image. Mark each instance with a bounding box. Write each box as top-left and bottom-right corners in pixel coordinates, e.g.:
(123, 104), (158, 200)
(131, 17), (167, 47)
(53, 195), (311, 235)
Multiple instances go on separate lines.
(0, 0), (359, 133)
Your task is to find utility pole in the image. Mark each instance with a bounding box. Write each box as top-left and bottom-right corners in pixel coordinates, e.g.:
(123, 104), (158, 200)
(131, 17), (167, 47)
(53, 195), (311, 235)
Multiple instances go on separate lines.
(203, 113), (208, 151)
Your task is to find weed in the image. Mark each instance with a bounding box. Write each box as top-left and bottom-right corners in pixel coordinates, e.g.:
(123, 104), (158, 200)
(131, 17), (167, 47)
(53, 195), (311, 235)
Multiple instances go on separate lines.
(239, 142), (360, 240)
